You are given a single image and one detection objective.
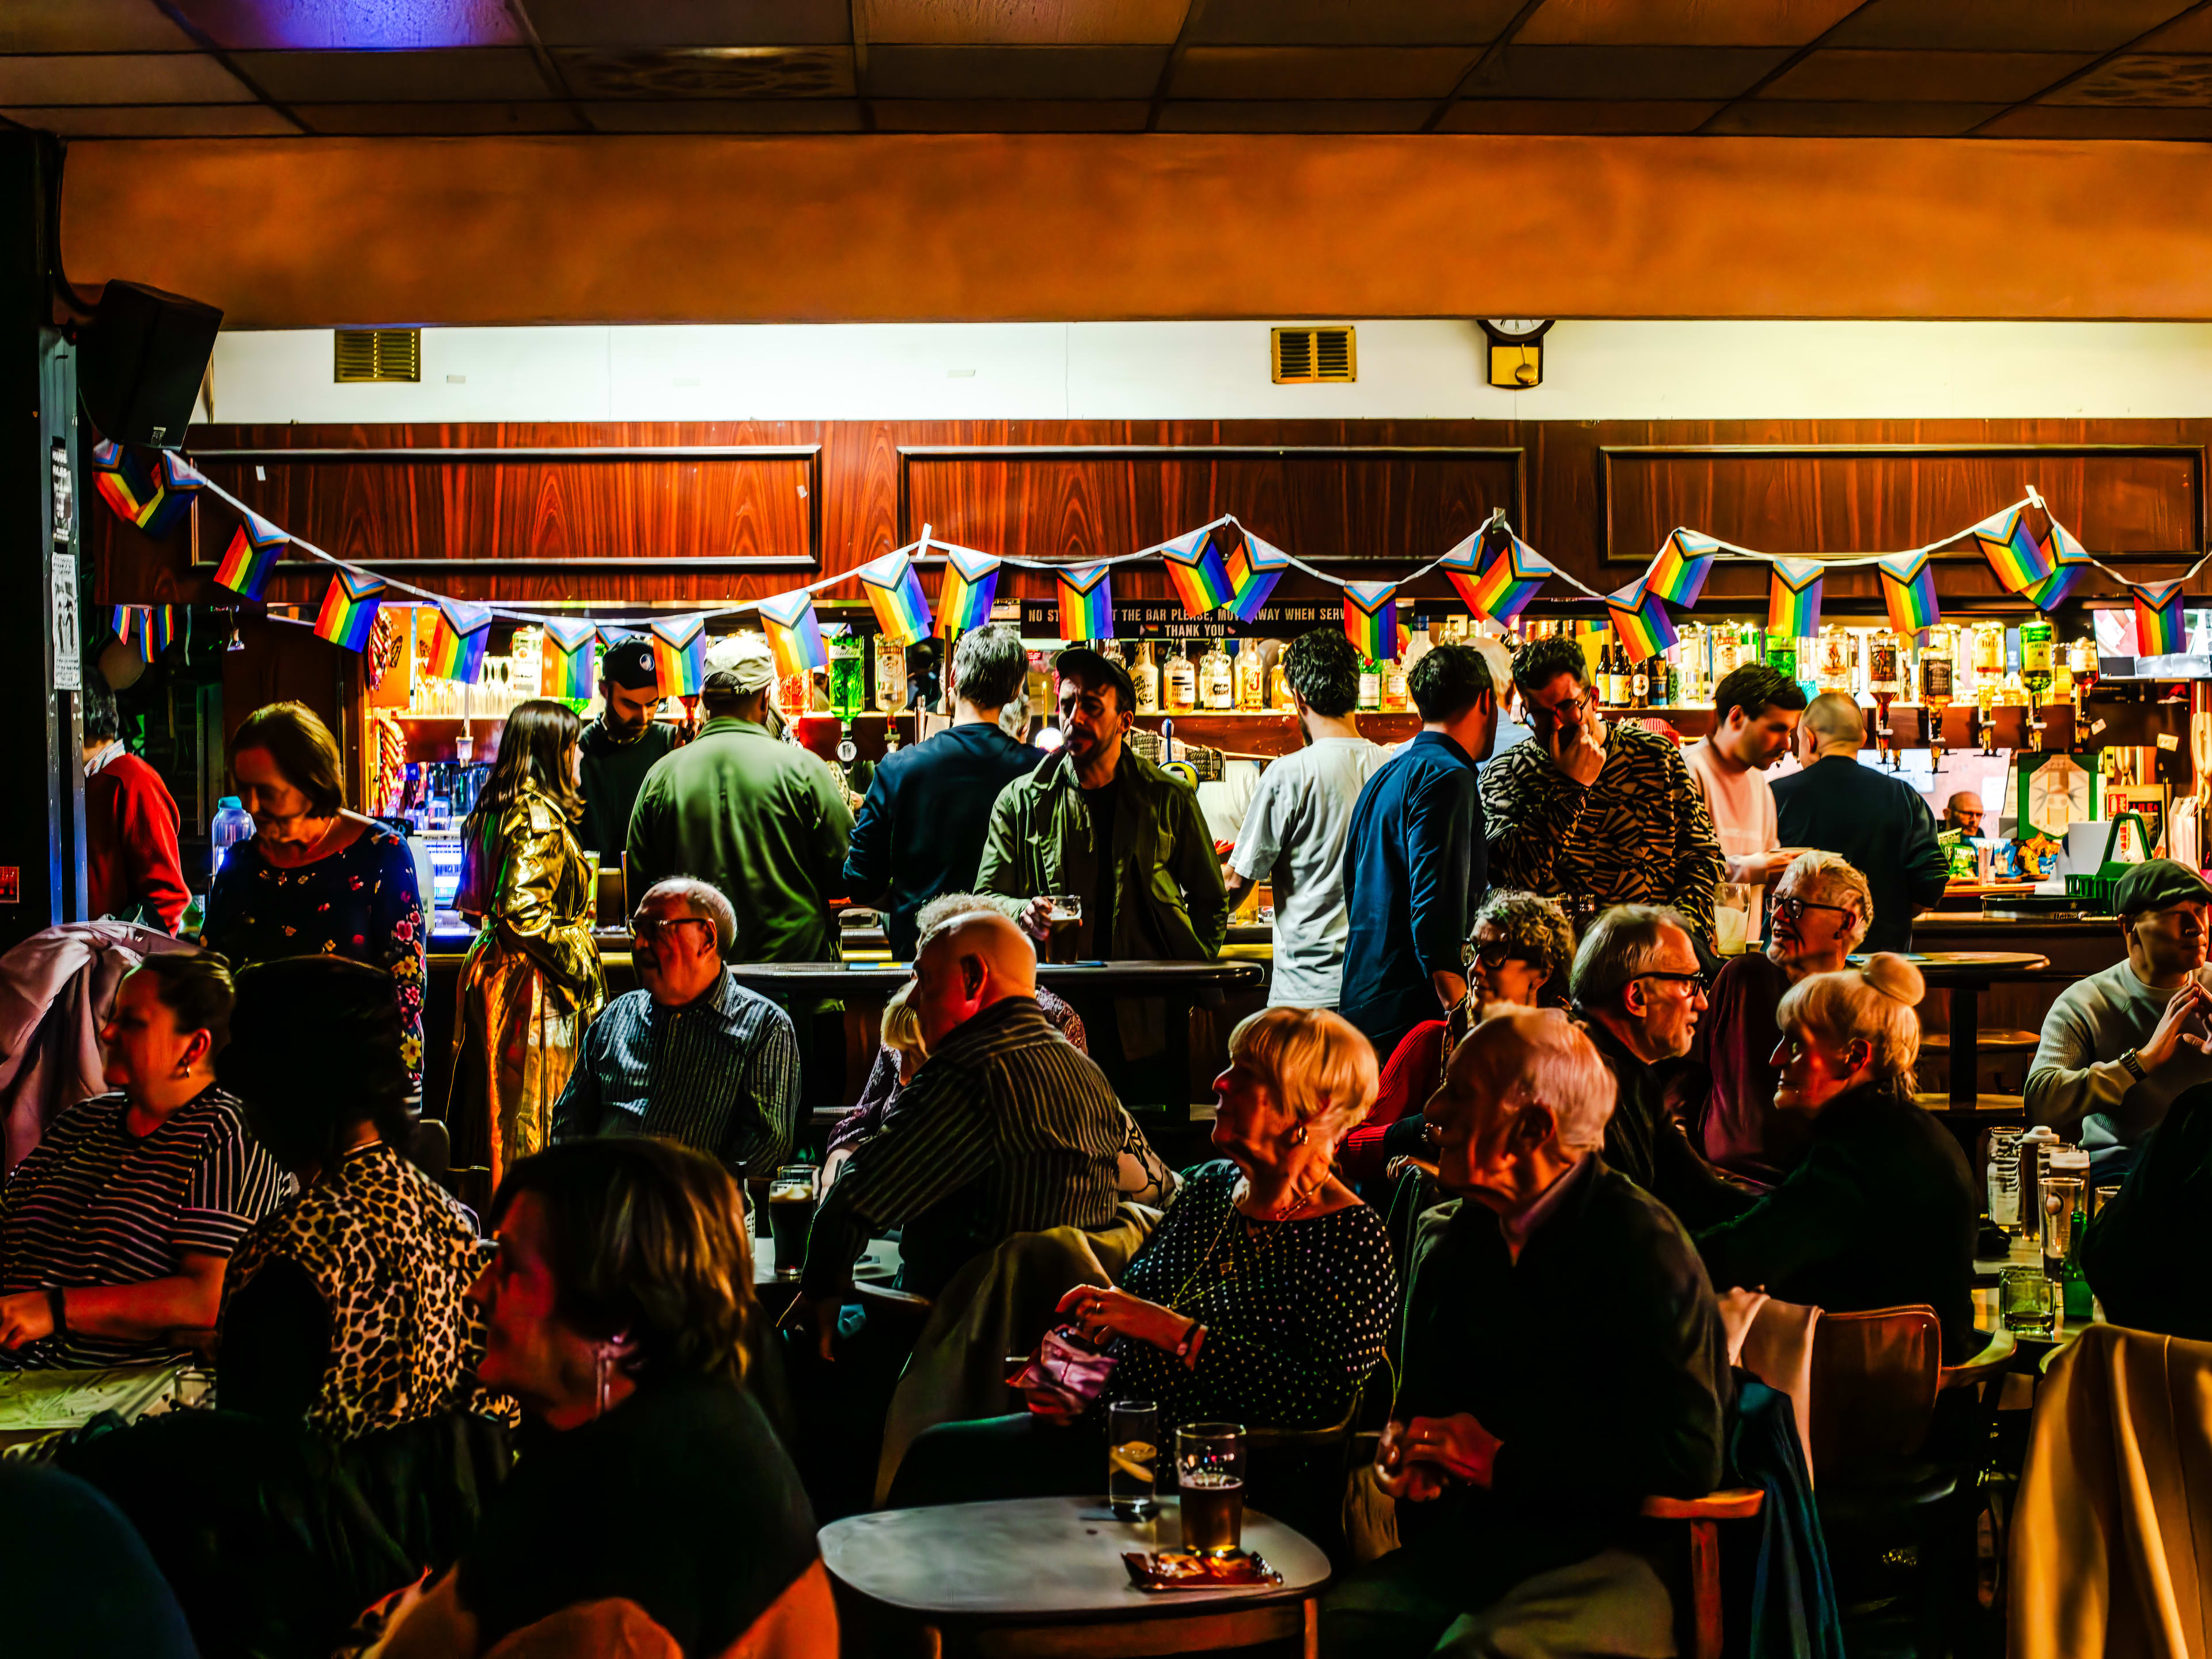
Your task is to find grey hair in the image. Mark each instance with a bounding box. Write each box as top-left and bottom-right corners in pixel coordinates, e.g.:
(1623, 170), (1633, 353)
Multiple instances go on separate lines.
(1776, 850), (1872, 947)
(998, 689), (1032, 742)
(1472, 889), (1577, 987)
(950, 624), (1029, 711)
(1480, 1007), (1617, 1152)
(1570, 904), (1696, 1013)
(643, 877), (734, 955)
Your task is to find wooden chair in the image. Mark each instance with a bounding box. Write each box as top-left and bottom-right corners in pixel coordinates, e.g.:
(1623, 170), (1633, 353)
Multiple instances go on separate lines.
(1642, 1489), (1766, 1659)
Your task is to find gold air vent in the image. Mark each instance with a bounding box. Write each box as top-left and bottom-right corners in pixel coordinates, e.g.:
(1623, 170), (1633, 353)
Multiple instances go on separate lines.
(334, 329), (422, 384)
(1271, 325), (1356, 384)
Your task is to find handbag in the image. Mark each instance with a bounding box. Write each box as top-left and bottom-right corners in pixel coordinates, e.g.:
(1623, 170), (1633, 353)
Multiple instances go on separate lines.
(1006, 1323), (1120, 1416)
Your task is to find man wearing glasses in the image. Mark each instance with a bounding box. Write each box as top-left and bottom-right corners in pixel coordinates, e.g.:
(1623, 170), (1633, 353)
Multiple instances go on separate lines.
(1482, 635), (1726, 940)
(551, 878), (800, 1180)
(1569, 906), (1754, 1230)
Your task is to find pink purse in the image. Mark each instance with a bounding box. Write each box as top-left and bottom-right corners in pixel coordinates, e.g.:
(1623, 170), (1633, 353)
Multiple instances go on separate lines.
(1007, 1323), (1120, 1415)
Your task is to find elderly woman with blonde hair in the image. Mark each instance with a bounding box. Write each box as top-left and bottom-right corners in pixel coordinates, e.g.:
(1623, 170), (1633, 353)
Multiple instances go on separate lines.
(887, 1006), (1397, 1506)
(1696, 952), (1983, 1361)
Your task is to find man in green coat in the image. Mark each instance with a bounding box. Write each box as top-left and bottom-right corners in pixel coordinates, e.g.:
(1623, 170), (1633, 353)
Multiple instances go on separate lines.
(978, 648), (1227, 1102)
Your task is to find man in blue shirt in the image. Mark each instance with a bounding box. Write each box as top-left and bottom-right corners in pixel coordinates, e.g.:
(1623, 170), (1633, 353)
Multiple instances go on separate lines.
(1339, 643), (1498, 1069)
(843, 626), (1039, 959)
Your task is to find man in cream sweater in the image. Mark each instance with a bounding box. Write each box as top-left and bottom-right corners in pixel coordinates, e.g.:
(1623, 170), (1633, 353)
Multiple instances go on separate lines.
(1684, 665), (1806, 942)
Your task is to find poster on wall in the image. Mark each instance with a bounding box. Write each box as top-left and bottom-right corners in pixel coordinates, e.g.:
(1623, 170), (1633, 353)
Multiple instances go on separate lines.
(2017, 751), (2094, 842)
(51, 552), (80, 692)
(2104, 785), (2169, 859)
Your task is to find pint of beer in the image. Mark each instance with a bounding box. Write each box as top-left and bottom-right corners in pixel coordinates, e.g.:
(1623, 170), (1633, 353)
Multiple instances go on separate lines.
(1044, 894), (1085, 964)
(766, 1164), (819, 1279)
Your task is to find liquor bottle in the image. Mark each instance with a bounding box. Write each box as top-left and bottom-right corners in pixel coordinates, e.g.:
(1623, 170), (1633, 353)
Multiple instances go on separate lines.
(1921, 632), (1955, 710)
(1712, 624), (1741, 680)
(1099, 637), (1127, 665)
(1164, 643), (1196, 713)
(2021, 616), (2055, 699)
(1815, 627), (1852, 691)
(1357, 657), (1382, 712)
(1765, 630), (1796, 683)
(1233, 638), (1264, 710)
(1132, 642), (1160, 713)
(1268, 654), (1291, 711)
(1382, 647), (1410, 713)
(873, 634), (907, 713)
(1600, 640), (1624, 707)
(1402, 618), (1433, 677)
(1201, 640), (1234, 710)
(1629, 654), (1649, 709)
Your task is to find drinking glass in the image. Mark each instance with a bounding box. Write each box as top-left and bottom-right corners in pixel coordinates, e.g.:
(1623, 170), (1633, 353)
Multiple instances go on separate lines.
(1044, 895), (1084, 965)
(1108, 1400), (1159, 1521)
(1985, 1127), (2024, 1232)
(1175, 1422), (1247, 1555)
(2040, 1176), (2085, 1268)
(766, 1164), (819, 1281)
(2000, 1266), (2056, 1337)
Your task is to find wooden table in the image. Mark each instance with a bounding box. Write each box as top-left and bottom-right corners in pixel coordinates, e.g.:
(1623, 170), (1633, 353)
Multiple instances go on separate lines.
(820, 1494), (1332, 1658)
(1866, 950), (2052, 1106)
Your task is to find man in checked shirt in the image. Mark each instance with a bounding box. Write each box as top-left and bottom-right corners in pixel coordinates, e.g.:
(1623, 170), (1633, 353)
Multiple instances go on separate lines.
(1482, 634), (1726, 942)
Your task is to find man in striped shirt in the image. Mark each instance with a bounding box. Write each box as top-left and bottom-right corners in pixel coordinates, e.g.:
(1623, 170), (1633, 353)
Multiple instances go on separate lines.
(552, 878), (800, 1180)
(795, 910), (1126, 1319)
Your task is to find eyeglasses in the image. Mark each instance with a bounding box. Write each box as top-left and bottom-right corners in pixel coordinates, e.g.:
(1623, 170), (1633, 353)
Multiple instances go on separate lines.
(1638, 969), (1710, 995)
(630, 914), (714, 946)
(1772, 895), (1856, 923)
(1469, 941), (1532, 969)
(1525, 689), (1595, 729)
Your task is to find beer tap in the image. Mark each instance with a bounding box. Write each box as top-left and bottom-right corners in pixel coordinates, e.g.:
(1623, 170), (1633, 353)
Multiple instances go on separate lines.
(1874, 691), (1899, 768)
(2025, 691), (2048, 753)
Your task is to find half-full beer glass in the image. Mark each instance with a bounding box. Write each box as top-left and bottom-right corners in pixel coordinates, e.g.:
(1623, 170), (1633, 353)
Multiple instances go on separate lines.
(1176, 1422), (1246, 1555)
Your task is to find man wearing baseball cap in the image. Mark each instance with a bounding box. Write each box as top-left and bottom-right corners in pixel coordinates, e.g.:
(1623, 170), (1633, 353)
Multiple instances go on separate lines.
(575, 636), (675, 862)
(2027, 857), (2212, 1171)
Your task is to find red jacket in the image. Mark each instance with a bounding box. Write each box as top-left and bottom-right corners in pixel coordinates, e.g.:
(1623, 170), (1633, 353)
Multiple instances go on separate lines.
(86, 751), (190, 933)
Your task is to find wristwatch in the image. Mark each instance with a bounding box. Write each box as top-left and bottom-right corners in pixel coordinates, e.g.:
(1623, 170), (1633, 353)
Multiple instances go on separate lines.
(2120, 1047), (2147, 1082)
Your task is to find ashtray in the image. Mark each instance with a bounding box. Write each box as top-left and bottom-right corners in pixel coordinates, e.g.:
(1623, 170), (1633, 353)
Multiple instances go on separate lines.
(1120, 1549), (1282, 1590)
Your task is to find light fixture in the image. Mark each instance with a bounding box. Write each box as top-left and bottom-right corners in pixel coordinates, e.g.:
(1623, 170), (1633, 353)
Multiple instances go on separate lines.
(1479, 319), (1554, 389)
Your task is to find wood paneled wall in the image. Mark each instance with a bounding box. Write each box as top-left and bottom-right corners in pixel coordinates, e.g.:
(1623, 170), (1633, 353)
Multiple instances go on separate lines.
(90, 418), (2212, 615)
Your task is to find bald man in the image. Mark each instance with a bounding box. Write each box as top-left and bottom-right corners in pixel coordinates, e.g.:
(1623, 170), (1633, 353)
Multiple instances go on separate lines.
(1945, 793), (1985, 836)
(1772, 692), (1949, 952)
(794, 910), (1128, 1310)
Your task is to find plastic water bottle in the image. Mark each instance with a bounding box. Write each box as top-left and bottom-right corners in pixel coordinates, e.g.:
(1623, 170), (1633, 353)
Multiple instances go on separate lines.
(211, 797), (254, 882)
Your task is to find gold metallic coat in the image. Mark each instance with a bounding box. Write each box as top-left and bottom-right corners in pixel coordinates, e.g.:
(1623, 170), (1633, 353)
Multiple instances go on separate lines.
(448, 783), (604, 1196)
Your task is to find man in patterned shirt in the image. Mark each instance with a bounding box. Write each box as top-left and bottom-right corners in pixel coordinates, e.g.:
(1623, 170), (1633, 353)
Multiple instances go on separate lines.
(551, 877), (799, 1180)
(1482, 634), (1726, 940)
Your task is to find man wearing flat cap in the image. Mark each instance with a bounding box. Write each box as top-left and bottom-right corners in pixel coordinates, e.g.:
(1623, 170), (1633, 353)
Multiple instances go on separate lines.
(626, 632), (854, 967)
(575, 637), (676, 863)
(2027, 857), (2212, 1174)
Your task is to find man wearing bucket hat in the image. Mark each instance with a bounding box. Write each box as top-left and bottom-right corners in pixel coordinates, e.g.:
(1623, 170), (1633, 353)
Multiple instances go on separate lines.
(2027, 857), (2212, 1174)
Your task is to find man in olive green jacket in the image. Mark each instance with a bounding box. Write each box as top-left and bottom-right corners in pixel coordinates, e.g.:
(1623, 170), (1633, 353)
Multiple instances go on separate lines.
(626, 637), (855, 964)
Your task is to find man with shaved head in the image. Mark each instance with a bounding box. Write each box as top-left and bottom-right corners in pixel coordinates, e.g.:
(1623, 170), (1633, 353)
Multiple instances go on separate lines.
(1773, 691), (1949, 952)
(1324, 1010), (1729, 1654)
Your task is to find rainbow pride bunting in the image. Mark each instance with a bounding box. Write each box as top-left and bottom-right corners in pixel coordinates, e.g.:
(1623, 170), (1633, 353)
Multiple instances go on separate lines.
(109, 605), (144, 650)
(2132, 579), (2187, 657)
(1877, 549), (1940, 636)
(1972, 505), (2054, 594)
(1343, 581), (1400, 662)
(92, 441), (166, 531)
(1605, 580), (1678, 663)
(2024, 564), (2084, 612)
(759, 589), (829, 679)
(148, 603), (180, 656)
(1767, 558), (1824, 640)
(859, 550), (933, 646)
(649, 615), (707, 698)
(1161, 525), (1235, 617)
(1450, 528), (1552, 624)
(312, 569), (387, 652)
(933, 542), (1001, 637)
(1055, 563), (1113, 642)
(2043, 520), (2092, 571)
(1222, 529), (1290, 623)
(426, 600), (493, 683)
(1647, 529), (1719, 607)
(540, 618), (599, 700)
(213, 510), (288, 601)
(137, 452), (202, 536)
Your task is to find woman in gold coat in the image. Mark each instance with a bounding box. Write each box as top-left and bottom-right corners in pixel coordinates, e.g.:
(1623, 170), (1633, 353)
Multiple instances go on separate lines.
(448, 699), (605, 1200)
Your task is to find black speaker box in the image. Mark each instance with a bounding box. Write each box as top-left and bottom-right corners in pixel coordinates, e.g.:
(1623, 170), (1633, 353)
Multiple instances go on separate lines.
(78, 280), (222, 449)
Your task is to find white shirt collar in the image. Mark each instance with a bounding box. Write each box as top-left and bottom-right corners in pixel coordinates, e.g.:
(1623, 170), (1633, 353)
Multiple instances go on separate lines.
(84, 740), (125, 778)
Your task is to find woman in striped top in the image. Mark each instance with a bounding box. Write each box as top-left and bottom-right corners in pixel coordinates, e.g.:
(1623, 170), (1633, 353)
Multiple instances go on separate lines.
(0, 953), (288, 1368)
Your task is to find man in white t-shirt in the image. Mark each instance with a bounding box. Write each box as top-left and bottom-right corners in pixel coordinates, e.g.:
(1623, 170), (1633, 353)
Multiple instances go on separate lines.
(1226, 627), (1385, 1007)
(1683, 664), (1806, 891)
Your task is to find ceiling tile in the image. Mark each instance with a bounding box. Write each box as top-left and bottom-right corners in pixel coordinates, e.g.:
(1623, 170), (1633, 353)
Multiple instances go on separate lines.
(1705, 99), (2009, 135)
(0, 1), (198, 52)
(1464, 46), (1793, 100)
(870, 98), (1152, 130)
(2137, 8), (2212, 51)
(2046, 52), (2212, 106)
(234, 48), (555, 102)
(1758, 48), (2093, 102)
(1169, 45), (1481, 99)
(1824, 0), (2195, 52)
(1155, 99), (1435, 131)
(579, 98), (864, 130)
(857, 1), (1190, 46)
(1979, 103), (2212, 137)
(1184, 1), (1522, 47)
(0, 52), (254, 105)
(520, 0), (853, 47)
(1, 101), (300, 136)
(1517, 0), (1863, 47)
(553, 46), (855, 97)
(863, 44), (1167, 98)
(168, 0), (521, 50)
(294, 101), (586, 133)
(1435, 97), (1723, 132)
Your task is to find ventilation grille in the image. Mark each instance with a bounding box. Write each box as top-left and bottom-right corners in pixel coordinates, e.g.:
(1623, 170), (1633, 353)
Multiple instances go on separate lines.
(334, 329), (421, 384)
(1271, 325), (1356, 384)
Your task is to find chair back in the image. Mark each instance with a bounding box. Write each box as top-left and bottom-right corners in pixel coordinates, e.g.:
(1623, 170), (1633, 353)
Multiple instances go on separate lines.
(1808, 1305), (1942, 1475)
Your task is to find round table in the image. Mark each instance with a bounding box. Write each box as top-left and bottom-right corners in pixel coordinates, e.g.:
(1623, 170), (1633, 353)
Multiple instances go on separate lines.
(1859, 950), (2051, 1106)
(820, 1494), (1333, 1657)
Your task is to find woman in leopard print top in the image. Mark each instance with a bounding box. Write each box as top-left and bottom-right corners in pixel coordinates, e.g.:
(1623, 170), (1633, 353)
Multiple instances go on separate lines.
(217, 956), (509, 1441)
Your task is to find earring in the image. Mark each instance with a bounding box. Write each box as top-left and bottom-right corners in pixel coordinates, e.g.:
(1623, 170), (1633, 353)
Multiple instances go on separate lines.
(1291, 1122), (1308, 1147)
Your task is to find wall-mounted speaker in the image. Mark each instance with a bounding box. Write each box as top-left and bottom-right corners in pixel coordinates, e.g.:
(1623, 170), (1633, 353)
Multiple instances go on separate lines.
(78, 281), (222, 449)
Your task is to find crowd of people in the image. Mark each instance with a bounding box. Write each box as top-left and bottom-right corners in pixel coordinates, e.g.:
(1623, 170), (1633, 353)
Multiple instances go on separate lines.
(7, 619), (2210, 1654)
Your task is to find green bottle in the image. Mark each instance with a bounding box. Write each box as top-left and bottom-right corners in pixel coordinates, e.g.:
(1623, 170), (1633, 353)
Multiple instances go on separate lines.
(2061, 1200), (2095, 1321)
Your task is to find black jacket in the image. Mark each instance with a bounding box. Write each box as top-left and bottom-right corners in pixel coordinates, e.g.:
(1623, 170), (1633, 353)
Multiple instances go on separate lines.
(1697, 1082), (1981, 1362)
(1771, 755), (1949, 953)
(2081, 1080), (2212, 1341)
(1585, 1018), (1758, 1233)
(1396, 1156), (1730, 1569)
